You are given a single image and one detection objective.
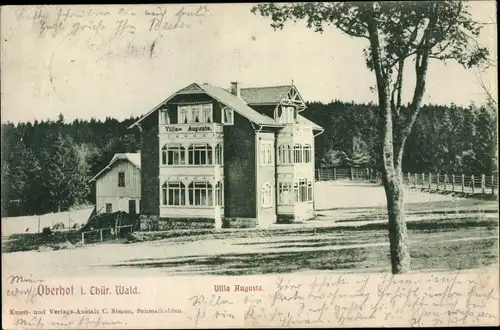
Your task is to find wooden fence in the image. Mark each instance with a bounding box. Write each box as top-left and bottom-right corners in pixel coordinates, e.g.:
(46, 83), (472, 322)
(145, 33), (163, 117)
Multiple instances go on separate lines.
(81, 224), (134, 245)
(403, 173), (498, 196)
(316, 167), (378, 181)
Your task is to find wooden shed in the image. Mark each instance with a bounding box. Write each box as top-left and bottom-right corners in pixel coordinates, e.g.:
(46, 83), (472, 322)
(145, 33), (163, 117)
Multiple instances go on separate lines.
(89, 153), (141, 214)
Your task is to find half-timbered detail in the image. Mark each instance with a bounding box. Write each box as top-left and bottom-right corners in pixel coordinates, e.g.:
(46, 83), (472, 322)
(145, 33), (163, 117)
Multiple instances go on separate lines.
(129, 81), (323, 230)
(89, 153), (141, 215)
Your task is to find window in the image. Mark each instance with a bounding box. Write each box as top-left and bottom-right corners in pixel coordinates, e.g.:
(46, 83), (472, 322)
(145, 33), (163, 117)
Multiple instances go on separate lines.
(278, 145), (292, 164)
(202, 104), (212, 123)
(294, 144), (303, 163)
(179, 106), (189, 124)
(106, 203), (112, 213)
(261, 141), (273, 165)
(307, 181), (313, 201)
(162, 181), (186, 206)
(278, 182), (293, 205)
(159, 109), (170, 124)
(162, 144), (186, 165)
(214, 143), (223, 165)
(178, 104), (213, 124)
(188, 182), (213, 206)
(221, 107), (234, 125)
(276, 106), (296, 124)
(303, 144), (312, 163)
(294, 179), (313, 202)
(261, 182), (272, 208)
(188, 144), (213, 165)
(118, 171), (125, 187)
(215, 181), (223, 206)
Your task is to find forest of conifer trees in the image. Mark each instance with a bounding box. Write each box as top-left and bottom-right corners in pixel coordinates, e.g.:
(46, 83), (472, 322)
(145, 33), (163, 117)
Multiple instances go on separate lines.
(1, 101), (497, 217)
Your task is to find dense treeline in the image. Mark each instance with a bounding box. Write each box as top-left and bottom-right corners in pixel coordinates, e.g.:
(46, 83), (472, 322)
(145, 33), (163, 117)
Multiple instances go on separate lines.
(1, 115), (141, 217)
(1, 101), (497, 217)
(303, 101), (498, 175)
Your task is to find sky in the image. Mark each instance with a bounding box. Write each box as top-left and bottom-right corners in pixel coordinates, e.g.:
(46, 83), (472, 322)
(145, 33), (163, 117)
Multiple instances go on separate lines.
(0, 2), (497, 124)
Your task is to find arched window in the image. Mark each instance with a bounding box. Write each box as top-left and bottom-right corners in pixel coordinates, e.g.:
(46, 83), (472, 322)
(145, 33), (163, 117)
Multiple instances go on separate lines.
(261, 182), (272, 208)
(303, 144), (311, 163)
(162, 181), (186, 206)
(285, 145), (292, 163)
(162, 144), (185, 165)
(278, 182), (293, 205)
(214, 144), (223, 165)
(188, 182), (213, 206)
(215, 181), (223, 206)
(188, 144), (213, 165)
(294, 144), (302, 163)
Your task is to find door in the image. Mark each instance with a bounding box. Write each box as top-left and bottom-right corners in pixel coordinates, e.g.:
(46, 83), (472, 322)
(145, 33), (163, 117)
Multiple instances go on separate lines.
(128, 200), (136, 214)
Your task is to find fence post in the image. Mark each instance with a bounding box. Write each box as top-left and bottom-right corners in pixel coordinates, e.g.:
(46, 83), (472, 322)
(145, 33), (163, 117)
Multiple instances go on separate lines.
(492, 174), (495, 195)
(444, 174), (448, 191)
(471, 175), (475, 194)
(100, 229), (103, 242)
(481, 174), (485, 194)
(350, 167), (354, 180)
(81, 232), (85, 245)
(437, 173), (440, 191)
(452, 174), (455, 192)
(38, 216), (41, 233)
(333, 168), (337, 181)
(428, 173), (432, 190)
(414, 173), (417, 188)
(421, 173), (425, 189)
(461, 174), (465, 193)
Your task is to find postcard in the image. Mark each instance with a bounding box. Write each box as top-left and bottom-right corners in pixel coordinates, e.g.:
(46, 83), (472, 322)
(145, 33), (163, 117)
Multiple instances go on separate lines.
(1, 3), (499, 329)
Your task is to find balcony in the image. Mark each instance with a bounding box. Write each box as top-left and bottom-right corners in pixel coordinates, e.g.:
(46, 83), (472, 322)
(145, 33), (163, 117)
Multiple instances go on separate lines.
(159, 122), (224, 135)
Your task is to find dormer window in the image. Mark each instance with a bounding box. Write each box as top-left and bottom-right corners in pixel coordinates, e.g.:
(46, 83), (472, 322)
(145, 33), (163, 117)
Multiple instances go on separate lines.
(178, 104), (213, 124)
(276, 105), (296, 124)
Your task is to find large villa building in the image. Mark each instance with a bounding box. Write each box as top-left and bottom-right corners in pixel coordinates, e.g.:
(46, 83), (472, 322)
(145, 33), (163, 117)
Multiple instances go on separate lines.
(129, 82), (324, 230)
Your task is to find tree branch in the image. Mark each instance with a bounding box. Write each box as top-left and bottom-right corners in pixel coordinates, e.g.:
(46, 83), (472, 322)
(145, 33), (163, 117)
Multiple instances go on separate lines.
(395, 3), (439, 169)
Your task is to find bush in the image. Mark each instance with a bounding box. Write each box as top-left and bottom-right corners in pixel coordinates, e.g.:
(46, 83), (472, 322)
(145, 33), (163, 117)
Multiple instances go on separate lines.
(42, 227), (53, 237)
(53, 222), (65, 230)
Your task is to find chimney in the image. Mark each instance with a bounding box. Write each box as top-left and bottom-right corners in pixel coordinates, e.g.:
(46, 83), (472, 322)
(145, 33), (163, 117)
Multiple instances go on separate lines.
(230, 81), (241, 98)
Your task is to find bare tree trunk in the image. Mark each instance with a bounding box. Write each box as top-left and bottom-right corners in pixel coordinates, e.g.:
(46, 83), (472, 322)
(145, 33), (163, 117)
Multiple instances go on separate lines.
(382, 167), (410, 274)
(365, 6), (413, 274)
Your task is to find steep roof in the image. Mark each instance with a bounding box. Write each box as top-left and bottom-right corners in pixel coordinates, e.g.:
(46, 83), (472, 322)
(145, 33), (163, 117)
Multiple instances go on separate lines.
(128, 83), (282, 129)
(240, 85), (293, 105)
(89, 153), (141, 182)
(199, 83), (281, 127)
(297, 115), (324, 131)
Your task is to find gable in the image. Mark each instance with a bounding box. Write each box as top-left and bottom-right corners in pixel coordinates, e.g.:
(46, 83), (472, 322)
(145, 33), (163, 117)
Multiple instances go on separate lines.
(177, 83), (205, 94)
(129, 82), (282, 129)
(89, 153), (141, 182)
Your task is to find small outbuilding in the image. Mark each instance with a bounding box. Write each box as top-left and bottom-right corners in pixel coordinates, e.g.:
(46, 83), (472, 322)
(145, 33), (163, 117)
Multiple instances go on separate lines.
(89, 153), (141, 215)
